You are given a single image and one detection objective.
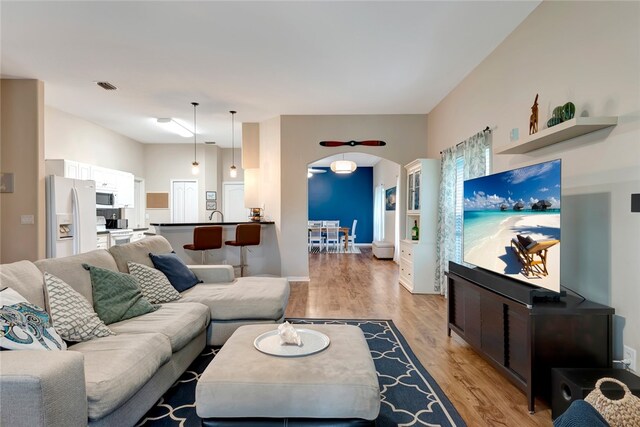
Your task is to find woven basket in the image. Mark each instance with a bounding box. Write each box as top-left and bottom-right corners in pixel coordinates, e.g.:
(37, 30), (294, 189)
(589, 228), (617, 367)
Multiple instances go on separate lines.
(584, 377), (640, 427)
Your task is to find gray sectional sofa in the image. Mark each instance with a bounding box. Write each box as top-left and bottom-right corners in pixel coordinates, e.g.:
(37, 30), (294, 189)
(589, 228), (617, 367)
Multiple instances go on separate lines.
(0, 236), (290, 427)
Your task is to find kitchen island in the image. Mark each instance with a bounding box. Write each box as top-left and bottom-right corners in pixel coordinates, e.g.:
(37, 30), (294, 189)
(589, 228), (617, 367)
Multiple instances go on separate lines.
(150, 222), (280, 276)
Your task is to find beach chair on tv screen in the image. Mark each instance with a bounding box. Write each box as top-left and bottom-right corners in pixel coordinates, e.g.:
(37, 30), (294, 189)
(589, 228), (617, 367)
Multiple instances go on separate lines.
(511, 236), (559, 277)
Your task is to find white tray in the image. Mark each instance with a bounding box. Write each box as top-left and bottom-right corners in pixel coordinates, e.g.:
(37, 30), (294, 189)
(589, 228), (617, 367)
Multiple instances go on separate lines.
(253, 328), (330, 357)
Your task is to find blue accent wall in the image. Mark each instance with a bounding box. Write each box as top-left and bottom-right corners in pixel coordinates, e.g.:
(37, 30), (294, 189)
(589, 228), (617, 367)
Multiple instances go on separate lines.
(308, 167), (373, 243)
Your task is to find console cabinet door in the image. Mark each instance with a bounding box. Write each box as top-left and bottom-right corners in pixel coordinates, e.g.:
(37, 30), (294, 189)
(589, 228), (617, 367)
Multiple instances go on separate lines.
(481, 298), (505, 364)
(464, 286), (481, 348)
(506, 306), (529, 381)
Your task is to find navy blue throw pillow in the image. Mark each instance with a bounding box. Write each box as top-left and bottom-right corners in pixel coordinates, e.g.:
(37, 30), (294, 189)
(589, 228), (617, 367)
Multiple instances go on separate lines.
(148, 252), (201, 292)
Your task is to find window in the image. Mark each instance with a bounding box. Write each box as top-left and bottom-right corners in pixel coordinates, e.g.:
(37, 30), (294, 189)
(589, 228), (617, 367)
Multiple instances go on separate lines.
(454, 148), (491, 262)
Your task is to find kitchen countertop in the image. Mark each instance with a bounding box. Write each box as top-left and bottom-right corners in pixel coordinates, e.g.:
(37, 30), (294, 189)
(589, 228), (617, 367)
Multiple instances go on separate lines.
(97, 230), (110, 235)
(132, 227), (149, 231)
(150, 221), (274, 226)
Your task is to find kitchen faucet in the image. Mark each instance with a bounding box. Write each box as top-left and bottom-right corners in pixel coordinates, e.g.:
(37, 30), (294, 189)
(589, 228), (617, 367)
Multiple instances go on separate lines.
(208, 210), (224, 222)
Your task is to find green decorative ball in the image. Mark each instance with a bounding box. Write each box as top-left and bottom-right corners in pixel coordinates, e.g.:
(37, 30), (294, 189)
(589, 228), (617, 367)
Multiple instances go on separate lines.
(563, 102), (576, 121)
(553, 106), (564, 120)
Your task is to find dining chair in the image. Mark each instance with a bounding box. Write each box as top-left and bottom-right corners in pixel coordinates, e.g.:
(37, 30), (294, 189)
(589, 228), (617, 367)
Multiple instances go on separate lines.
(309, 226), (324, 252)
(308, 220), (323, 227)
(325, 226), (340, 252)
(341, 219), (357, 251)
(323, 220), (340, 228)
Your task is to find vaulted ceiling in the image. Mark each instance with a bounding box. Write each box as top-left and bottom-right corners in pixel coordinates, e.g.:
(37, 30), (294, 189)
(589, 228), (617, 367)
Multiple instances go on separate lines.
(1, 1), (539, 147)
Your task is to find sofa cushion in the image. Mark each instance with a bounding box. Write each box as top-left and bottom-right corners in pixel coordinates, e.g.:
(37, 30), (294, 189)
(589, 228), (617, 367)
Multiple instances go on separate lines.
(179, 277), (289, 321)
(69, 332), (172, 420)
(0, 288), (66, 351)
(35, 249), (118, 306)
(83, 264), (158, 325)
(109, 236), (173, 273)
(149, 252), (201, 292)
(109, 302), (210, 352)
(127, 261), (181, 304)
(0, 260), (47, 308)
(44, 272), (114, 342)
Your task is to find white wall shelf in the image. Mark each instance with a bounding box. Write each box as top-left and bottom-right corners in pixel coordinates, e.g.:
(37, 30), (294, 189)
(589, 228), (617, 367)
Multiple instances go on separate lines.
(495, 116), (618, 155)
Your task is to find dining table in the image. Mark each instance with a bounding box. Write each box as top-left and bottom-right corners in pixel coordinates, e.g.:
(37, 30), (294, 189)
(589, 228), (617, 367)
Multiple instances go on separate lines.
(308, 226), (350, 251)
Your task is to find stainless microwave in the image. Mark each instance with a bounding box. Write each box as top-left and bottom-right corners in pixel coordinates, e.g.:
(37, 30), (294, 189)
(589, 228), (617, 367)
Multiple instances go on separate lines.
(96, 191), (117, 208)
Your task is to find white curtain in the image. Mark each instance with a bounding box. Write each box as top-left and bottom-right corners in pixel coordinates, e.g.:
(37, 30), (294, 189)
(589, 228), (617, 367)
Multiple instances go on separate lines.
(373, 184), (385, 242)
(435, 131), (489, 296)
(435, 146), (458, 296)
(393, 175), (400, 262)
(463, 132), (490, 181)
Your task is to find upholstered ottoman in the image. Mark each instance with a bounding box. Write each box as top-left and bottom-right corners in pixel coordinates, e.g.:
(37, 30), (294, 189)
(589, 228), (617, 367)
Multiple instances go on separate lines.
(196, 324), (380, 426)
(372, 241), (394, 259)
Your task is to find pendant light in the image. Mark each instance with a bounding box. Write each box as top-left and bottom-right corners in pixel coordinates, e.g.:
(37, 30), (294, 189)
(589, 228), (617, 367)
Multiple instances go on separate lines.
(330, 154), (357, 174)
(191, 102), (200, 175)
(229, 110), (238, 178)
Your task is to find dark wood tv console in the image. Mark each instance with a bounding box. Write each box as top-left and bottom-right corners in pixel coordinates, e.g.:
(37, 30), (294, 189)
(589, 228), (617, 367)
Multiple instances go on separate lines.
(447, 262), (614, 412)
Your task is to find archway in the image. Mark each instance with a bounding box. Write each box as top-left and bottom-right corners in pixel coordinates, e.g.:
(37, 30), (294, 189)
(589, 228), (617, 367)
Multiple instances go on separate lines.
(306, 152), (401, 257)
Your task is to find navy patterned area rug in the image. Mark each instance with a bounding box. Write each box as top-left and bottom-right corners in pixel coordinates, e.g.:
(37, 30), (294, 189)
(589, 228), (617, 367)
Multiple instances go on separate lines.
(136, 319), (466, 427)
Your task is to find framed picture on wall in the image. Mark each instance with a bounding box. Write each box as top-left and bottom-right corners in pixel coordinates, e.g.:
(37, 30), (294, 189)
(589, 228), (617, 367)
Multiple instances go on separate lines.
(385, 187), (396, 211)
(206, 191), (217, 200)
(206, 201), (217, 211)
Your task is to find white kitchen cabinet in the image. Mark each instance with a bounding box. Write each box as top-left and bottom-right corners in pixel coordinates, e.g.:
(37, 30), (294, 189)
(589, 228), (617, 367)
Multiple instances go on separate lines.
(131, 230), (146, 242)
(46, 160), (80, 179)
(96, 234), (110, 249)
(78, 163), (92, 180)
(91, 166), (118, 191)
(117, 172), (135, 208)
(46, 159), (135, 208)
(399, 159), (440, 294)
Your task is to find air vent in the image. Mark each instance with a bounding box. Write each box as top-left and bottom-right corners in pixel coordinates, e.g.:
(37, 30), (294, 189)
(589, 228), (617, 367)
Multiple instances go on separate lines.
(96, 81), (117, 90)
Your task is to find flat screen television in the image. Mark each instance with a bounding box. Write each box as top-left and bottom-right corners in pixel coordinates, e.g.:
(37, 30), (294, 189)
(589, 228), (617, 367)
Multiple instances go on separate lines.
(463, 159), (561, 293)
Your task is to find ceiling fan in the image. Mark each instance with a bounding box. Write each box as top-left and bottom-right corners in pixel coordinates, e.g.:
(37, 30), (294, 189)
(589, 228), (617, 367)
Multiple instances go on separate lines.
(319, 140), (387, 147)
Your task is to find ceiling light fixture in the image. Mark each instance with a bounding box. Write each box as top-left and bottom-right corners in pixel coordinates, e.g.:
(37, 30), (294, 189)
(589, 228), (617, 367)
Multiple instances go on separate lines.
(330, 155), (357, 174)
(229, 110), (238, 178)
(191, 102), (199, 175)
(156, 118), (193, 138)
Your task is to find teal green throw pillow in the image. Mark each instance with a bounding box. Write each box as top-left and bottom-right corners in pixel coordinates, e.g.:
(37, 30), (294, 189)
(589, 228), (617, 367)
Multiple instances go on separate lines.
(83, 264), (158, 325)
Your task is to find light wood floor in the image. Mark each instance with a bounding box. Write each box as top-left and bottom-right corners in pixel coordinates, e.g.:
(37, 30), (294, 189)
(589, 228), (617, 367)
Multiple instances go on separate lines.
(286, 248), (553, 427)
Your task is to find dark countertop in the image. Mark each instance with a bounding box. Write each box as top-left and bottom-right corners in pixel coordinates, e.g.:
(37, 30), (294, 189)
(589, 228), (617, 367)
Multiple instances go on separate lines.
(151, 221), (274, 227)
(97, 230), (110, 235)
(132, 228), (149, 231)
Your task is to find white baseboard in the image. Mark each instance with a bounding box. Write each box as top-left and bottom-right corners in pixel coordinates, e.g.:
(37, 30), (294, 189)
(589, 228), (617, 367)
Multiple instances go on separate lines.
(287, 276), (310, 282)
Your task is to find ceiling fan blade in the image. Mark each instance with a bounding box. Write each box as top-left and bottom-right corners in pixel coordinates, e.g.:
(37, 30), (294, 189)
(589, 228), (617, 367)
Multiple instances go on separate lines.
(319, 140), (387, 147)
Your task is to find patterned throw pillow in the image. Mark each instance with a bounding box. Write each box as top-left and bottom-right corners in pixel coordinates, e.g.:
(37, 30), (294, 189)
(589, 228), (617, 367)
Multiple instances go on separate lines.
(127, 262), (181, 304)
(83, 264), (158, 325)
(44, 272), (114, 342)
(0, 288), (67, 351)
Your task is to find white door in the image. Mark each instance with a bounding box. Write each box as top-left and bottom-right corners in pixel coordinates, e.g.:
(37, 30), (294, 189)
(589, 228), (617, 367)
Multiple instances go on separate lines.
(172, 180), (198, 223)
(132, 178), (145, 229)
(223, 183), (246, 222)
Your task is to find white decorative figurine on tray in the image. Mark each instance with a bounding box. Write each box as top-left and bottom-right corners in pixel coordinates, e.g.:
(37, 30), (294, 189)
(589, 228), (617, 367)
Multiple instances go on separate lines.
(278, 321), (302, 346)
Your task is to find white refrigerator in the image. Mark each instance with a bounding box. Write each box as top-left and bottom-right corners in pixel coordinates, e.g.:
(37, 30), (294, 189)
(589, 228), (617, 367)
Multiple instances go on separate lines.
(46, 175), (97, 258)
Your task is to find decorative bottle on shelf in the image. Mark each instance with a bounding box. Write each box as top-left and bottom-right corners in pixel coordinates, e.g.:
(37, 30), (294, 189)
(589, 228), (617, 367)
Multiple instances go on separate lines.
(411, 221), (419, 241)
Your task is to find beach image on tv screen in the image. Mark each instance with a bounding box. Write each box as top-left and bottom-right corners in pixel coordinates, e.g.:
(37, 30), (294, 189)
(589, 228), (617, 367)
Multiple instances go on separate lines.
(463, 159), (561, 292)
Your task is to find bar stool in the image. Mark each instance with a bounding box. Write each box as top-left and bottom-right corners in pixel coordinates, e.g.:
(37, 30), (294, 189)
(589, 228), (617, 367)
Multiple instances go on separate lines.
(183, 226), (223, 264)
(225, 223), (261, 277)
